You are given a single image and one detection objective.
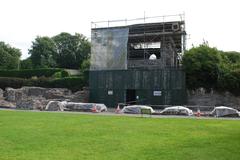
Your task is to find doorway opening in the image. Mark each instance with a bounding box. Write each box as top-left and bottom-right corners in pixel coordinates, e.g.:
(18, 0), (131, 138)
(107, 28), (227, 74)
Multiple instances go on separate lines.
(126, 89), (136, 105)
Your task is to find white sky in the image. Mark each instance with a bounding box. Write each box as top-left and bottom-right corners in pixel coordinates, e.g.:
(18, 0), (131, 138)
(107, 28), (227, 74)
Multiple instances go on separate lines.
(0, 0), (240, 59)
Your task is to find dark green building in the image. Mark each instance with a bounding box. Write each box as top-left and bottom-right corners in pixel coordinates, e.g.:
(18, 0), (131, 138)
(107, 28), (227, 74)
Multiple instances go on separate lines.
(89, 15), (187, 107)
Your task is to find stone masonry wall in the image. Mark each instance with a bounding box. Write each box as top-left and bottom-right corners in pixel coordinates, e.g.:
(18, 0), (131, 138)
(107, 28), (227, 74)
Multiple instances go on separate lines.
(187, 88), (240, 110)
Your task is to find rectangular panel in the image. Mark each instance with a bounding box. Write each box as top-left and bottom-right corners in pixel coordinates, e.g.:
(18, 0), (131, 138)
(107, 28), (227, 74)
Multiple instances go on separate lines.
(90, 27), (129, 70)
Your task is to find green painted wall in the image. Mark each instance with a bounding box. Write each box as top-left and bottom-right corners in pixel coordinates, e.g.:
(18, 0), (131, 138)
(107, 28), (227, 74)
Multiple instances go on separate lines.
(89, 69), (186, 107)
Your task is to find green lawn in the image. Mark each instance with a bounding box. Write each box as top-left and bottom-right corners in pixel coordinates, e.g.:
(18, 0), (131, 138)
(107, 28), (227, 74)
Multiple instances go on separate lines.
(0, 110), (240, 160)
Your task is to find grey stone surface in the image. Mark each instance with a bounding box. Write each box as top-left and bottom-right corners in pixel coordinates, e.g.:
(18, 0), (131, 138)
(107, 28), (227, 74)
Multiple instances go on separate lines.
(70, 88), (89, 102)
(4, 87), (73, 102)
(5, 88), (16, 102)
(5, 87), (30, 102)
(0, 88), (3, 99)
(44, 88), (72, 100)
(16, 99), (44, 110)
(187, 88), (240, 110)
(24, 87), (46, 97)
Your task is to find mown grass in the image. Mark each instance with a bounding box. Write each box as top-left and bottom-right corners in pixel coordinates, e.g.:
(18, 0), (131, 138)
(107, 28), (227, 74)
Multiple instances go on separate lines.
(0, 110), (240, 160)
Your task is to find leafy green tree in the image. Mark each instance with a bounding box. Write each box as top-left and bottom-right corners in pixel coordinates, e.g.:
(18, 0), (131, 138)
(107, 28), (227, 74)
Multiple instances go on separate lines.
(80, 59), (90, 72)
(20, 58), (33, 69)
(29, 33), (90, 69)
(29, 36), (57, 68)
(53, 32), (90, 69)
(217, 68), (240, 95)
(182, 44), (222, 89)
(224, 51), (240, 64)
(220, 51), (240, 70)
(0, 41), (21, 69)
(182, 43), (240, 95)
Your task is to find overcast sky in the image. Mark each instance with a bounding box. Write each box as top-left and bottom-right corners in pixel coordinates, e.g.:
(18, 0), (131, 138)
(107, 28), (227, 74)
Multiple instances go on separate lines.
(1, 0), (239, 59)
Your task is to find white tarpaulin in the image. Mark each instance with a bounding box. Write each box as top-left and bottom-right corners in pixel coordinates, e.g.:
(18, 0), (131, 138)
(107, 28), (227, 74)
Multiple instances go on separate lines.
(211, 106), (239, 117)
(45, 101), (67, 111)
(121, 105), (155, 114)
(65, 102), (107, 112)
(160, 106), (193, 116)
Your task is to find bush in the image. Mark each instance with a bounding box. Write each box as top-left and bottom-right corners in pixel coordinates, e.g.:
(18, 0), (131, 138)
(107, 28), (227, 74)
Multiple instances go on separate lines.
(0, 76), (87, 92)
(182, 43), (240, 95)
(0, 77), (26, 89)
(52, 72), (62, 78)
(182, 44), (222, 89)
(51, 70), (70, 78)
(50, 77), (86, 91)
(61, 70), (70, 78)
(0, 68), (69, 78)
(20, 58), (33, 69)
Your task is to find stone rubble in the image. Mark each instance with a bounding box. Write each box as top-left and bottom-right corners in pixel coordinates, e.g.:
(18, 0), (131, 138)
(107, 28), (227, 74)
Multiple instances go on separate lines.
(0, 88), (3, 99)
(16, 99), (44, 110)
(0, 87), (89, 111)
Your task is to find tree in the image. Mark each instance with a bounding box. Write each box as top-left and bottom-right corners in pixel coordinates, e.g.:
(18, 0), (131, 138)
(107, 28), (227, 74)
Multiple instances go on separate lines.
(20, 58), (33, 69)
(28, 33), (91, 69)
(29, 36), (57, 68)
(224, 51), (240, 64)
(220, 51), (240, 70)
(182, 44), (222, 89)
(0, 41), (21, 69)
(217, 51), (240, 94)
(182, 43), (240, 95)
(80, 59), (90, 71)
(53, 32), (90, 69)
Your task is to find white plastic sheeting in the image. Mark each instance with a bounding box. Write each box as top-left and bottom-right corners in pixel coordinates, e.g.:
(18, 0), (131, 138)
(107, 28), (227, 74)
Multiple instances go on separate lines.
(211, 106), (239, 117)
(160, 106), (193, 116)
(45, 101), (67, 111)
(65, 102), (107, 112)
(45, 101), (107, 112)
(121, 105), (155, 114)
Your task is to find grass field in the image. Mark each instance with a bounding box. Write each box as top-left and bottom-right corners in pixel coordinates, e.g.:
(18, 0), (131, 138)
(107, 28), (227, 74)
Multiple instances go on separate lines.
(0, 110), (240, 160)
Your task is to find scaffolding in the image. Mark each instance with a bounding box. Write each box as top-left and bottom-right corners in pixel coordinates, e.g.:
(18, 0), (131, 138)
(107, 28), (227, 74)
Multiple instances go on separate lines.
(91, 14), (185, 29)
(91, 14), (186, 70)
(89, 14), (187, 106)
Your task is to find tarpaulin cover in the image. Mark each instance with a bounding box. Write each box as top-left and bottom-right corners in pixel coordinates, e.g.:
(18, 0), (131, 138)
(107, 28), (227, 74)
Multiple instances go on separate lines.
(160, 106), (193, 116)
(90, 27), (129, 70)
(121, 105), (155, 114)
(211, 106), (239, 117)
(45, 101), (66, 111)
(65, 102), (107, 112)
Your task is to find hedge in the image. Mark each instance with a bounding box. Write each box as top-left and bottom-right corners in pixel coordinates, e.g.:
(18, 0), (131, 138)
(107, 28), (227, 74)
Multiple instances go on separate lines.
(0, 76), (87, 92)
(0, 77), (26, 89)
(50, 77), (87, 91)
(0, 68), (69, 79)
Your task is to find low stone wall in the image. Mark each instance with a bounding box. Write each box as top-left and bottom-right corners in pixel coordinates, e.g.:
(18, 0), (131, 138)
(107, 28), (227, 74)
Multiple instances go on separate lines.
(4, 87), (89, 103)
(187, 88), (240, 110)
(70, 88), (89, 103)
(0, 87), (89, 110)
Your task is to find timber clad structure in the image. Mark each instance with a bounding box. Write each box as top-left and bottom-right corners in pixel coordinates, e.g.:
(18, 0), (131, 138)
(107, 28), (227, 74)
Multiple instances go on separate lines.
(89, 15), (187, 107)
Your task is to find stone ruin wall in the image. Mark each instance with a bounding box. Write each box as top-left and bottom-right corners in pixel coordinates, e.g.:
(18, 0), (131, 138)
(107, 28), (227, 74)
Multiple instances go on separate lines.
(0, 87), (89, 110)
(187, 88), (240, 110)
